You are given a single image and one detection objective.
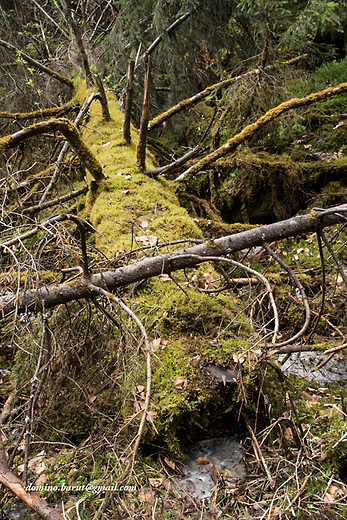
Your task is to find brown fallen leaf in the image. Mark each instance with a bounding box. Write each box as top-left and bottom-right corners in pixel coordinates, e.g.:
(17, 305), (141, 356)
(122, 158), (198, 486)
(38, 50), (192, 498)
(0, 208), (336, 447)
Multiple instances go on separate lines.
(164, 457), (176, 470)
(284, 427), (294, 443)
(138, 488), (154, 503)
(147, 410), (157, 420)
(149, 477), (164, 488)
(324, 483), (346, 502)
(135, 235), (157, 246)
(151, 338), (161, 351)
(269, 506), (282, 518)
(173, 376), (188, 390)
(196, 456), (210, 465)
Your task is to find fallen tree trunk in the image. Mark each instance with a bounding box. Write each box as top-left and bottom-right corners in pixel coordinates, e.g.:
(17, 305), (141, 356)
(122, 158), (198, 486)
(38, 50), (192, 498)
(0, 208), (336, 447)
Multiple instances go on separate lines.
(0, 205), (346, 314)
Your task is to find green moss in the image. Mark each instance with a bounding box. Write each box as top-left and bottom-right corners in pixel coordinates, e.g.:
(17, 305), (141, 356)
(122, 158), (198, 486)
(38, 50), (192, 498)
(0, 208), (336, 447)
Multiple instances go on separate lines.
(0, 135), (12, 153)
(71, 85), (203, 253)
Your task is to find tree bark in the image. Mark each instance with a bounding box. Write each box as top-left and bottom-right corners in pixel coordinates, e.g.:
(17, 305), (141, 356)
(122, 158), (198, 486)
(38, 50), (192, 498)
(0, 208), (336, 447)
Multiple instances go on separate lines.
(137, 56), (151, 170)
(61, 4), (93, 87)
(123, 59), (135, 143)
(0, 205), (346, 314)
(0, 100), (76, 120)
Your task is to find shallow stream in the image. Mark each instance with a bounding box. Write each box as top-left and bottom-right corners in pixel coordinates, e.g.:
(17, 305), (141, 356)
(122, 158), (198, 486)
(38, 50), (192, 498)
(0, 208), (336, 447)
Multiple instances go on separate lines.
(176, 437), (246, 500)
(279, 351), (347, 383)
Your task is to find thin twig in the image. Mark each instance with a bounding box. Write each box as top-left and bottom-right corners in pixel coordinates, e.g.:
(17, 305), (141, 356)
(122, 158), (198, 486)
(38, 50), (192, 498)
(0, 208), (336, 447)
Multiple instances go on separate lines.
(263, 242), (311, 346)
(86, 285), (151, 473)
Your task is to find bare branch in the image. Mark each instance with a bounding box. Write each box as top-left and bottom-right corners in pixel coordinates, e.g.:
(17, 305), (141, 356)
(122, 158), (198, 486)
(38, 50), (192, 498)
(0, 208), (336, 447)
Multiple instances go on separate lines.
(0, 38), (74, 89)
(0, 118), (104, 185)
(148, 55), (304, 132)
(142, 11), (191, 60)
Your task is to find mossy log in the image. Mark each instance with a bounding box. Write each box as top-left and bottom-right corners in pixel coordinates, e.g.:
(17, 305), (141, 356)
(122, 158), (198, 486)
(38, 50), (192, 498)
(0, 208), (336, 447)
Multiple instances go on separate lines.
(175, 81), (347, 182)
(0, 205), (346, 314)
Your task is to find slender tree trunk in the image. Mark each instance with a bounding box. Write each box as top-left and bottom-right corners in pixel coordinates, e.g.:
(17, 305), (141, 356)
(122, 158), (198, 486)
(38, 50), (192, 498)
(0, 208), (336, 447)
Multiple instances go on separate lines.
(137, 56), (151, 170)
(94, 75), (110, 120)
(123, 59), (135, 143)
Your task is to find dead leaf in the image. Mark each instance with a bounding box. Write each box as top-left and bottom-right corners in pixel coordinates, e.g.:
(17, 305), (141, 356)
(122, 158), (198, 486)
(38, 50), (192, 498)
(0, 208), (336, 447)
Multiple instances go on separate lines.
(138, 488), (154, 503)
(146, 410), (157, 421)
(164, 456), (176, 470)
(88, 395), (97, 404)
(203, 272), (214, 285)
(149, 477), (164, 488)
(151, 338), (161, 351)
(284, 427), (293, 443)
(162, 478), (171, 491)
(159, 274), (171, 281)
(102, 141), (111, 146)
(121, 190), (129, 194)
(35, 473), (47, 486)
(196, 456), (210, 465)
(233, 353), (246, 364)
(191, 274), (206, 289)
(324, 483), (346, 502)
(234, 486), (246, 496)
(269, 507), (282, 518)
(333, 121), (344, 130)
(304, 144), (312, 149)
(173, 376), (188, 390)
(17, 451), (45, 474)
(135, 235), (157, 246)
(139, 220), (148, 228)
(35, 461), (46, 475)
(137, 385), (144, 393)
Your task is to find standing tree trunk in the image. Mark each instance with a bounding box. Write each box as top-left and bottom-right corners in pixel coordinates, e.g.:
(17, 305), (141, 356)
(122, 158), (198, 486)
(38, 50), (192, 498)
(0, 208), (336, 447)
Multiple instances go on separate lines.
(137, 56), (151, 170)
(123, 59), (135, 143)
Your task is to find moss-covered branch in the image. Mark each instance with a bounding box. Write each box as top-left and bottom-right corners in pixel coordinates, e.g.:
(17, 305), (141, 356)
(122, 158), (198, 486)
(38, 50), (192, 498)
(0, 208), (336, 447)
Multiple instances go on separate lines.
(0, 118), (104, 185)
(0, 38), (74, 89)
(175, 81), (347, 182)
(148, 55), (304, 132)
(0, 100), (76, 120)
